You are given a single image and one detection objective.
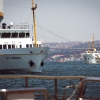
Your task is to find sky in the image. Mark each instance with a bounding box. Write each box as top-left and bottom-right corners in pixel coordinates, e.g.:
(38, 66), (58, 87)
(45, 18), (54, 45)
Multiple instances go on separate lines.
(1, 0), (100, 43)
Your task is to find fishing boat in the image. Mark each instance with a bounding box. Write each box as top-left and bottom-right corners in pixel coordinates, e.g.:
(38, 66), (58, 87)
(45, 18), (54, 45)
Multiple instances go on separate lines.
(83, 34), (100, 64)
(0, 0), (49, 73)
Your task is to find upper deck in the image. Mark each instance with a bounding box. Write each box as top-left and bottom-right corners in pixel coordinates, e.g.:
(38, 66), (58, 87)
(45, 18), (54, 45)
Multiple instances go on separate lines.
(0, 23), (31, 39)
(0, 23), (42, 49)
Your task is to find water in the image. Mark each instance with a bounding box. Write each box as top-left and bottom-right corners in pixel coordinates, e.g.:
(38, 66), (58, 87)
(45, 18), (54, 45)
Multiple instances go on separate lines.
(41, 61), (100, 76)
(0, 61), (100, 99)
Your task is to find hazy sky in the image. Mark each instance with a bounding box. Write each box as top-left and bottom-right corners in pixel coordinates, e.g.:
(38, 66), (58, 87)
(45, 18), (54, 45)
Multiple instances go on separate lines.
(2, 0), (100, 42)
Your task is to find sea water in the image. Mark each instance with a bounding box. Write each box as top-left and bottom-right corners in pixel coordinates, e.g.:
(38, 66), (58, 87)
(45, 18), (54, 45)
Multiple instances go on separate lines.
(0, 61), (100, 99)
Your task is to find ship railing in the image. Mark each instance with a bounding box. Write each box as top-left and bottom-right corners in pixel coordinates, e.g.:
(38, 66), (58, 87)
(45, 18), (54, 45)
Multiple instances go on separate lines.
(0, 24), (30, 29)
(0, 75), (100, 100)
(76, 77), (100, 100)
(0, 88), (48, 100)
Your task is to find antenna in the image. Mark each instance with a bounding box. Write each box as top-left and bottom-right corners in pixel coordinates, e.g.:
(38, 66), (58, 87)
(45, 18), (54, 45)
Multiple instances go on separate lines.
(92, 34), (95, 51)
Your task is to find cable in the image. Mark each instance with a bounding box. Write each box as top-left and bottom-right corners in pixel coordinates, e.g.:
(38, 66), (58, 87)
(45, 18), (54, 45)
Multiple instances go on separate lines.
(36, 25), (70, 42)
(4, 3), (30, 8)
(26, 11), (32, 22)
(4, 2), (70, 42)
(35, 14), (47, 43)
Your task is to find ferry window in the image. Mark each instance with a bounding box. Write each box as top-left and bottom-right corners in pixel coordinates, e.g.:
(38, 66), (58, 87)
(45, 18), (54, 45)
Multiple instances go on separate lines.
(20, 45), (22, 48)
(3, 45), (7, 49)
(33, 44), (36, 47)
(26, 44), (29, 48)
(1, 33), (11, 38)
(26, 33), (30, 38)
(12, 45), (15, 49)
(33, 44), (38, 47)
(30, 44), (32, 48)
(11, 33), (18, 38)
(0, 45), (2, 49)
(8, 45), (11, 49)
(19, 32), (25, 38)
(39, 44), (41, 47)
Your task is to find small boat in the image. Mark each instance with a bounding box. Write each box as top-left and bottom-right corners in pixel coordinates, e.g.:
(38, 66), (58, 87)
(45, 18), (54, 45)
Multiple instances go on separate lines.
(0, 0), (3, 22)
(0, 0), (49, 73)
(83, 34), (100, 64)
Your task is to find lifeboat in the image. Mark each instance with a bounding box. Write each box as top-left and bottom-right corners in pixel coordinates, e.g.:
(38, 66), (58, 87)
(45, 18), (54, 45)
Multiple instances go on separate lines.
(0, 0), (4, 22)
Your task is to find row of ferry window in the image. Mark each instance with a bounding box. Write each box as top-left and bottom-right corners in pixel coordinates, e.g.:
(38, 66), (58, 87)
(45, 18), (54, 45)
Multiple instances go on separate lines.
(0, 44), (41, 49)
(0, 32), (30, 38)
(0, 44), (34, 49)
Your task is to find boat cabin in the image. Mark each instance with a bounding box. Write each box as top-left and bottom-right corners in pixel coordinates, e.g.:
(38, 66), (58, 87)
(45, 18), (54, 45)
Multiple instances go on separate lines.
(0, 23), (42, 49)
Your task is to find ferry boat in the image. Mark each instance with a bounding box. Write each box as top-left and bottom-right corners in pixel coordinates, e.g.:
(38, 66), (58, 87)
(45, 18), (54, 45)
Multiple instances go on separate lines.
(0, 0), (49, 73)
(83, 34), (100, 64)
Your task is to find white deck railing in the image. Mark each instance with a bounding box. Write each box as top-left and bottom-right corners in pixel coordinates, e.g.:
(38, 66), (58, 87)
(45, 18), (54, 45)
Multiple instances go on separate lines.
(0, 24), (30, 29)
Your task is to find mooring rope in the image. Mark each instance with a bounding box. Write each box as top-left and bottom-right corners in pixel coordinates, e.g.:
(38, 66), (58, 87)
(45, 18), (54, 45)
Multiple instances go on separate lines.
(62, 84), (79, 100)
(66, 84), (79, 100)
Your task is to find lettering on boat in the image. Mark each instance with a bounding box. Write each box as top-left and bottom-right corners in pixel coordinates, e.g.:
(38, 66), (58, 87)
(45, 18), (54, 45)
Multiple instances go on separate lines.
(6, 57), (21, 59)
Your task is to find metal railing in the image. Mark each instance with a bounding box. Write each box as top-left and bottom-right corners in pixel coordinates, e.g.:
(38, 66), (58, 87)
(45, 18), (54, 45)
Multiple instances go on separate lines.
(0, 75), (100, 100)
(0, 75), (85, 100)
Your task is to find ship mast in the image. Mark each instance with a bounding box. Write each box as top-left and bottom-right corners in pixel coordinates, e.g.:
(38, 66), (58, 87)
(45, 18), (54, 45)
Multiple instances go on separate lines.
(32, 0), (37, 47)
(88, 41), (90, 53)
(92, 34), (95, 51)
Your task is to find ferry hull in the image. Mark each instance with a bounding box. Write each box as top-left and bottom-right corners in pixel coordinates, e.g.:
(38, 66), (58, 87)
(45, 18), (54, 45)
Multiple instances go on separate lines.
(0, 47), (49, 73)
(83, 54), (96, 64)
(83, 53), (100, 64)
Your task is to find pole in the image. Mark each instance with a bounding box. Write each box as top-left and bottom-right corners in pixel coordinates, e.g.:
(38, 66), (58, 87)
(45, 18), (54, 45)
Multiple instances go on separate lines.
(31, 0), (37, 47)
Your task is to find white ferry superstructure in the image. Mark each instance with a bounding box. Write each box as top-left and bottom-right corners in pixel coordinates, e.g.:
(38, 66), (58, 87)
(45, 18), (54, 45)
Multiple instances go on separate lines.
(83, 34), (100, 64)
(0, 0), (49, 73)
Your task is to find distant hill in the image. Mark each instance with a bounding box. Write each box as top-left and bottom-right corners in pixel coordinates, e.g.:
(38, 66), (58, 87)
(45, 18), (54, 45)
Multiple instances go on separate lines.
(43, 40), (100, 50)
(44, 40), (100, 60)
